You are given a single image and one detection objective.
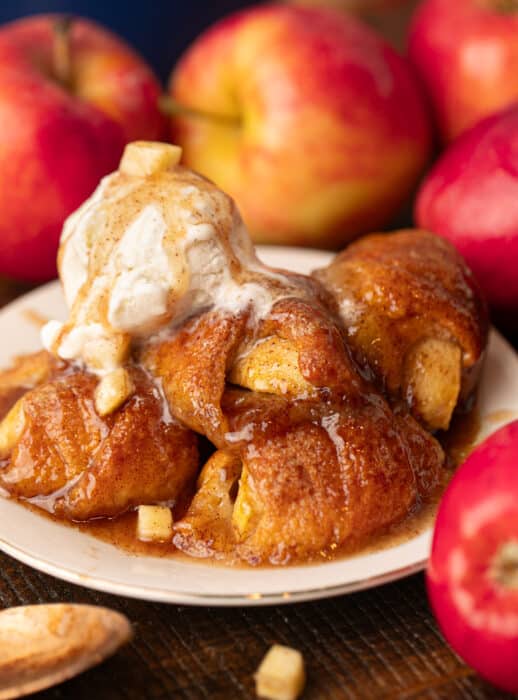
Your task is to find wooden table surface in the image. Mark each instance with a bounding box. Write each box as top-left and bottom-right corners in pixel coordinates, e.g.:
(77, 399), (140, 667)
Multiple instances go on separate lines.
(0, 283), (516, 700)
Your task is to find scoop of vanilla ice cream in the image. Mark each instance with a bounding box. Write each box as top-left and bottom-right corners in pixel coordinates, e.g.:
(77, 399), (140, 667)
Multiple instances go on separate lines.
(41, 141), (275, 373)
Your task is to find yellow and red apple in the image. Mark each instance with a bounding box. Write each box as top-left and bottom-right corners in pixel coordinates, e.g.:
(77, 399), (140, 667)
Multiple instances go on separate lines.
(0, 14), (165, 282)
(409, 0), (518, 142)
(167, 4), (432, 248)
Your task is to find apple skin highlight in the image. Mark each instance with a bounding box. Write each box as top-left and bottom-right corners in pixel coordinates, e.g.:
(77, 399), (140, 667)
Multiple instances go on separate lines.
(0, 15), (165, 282)
(169, 4), (432, 249)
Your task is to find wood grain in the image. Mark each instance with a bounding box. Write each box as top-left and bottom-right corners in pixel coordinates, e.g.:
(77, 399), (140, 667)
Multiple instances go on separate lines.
(0, 554), (512, 699)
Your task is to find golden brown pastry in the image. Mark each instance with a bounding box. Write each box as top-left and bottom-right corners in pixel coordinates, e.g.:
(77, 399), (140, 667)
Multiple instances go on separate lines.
(313, 229), (488, 431)
(174, 389), (443, 565)
(0, 355), (198, 520)
(141, 260), (446, 564)
(141, 309), (250, 446)
(140, 280), (361, 445)
(141, 270), (445, 563)
(0, 350), (64, 417)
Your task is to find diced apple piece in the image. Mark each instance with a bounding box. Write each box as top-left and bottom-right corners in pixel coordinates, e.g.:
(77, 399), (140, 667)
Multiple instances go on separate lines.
(254, 645), (306, 700)
(229, 337), (313, 397)
(403, 337), (462, 431)
(120, 141), (182, 177)
(0, 398), (25, 458)
(94, 368), (134, 417)
(137, 505), (173, 542)
(232, 467), (258, 539)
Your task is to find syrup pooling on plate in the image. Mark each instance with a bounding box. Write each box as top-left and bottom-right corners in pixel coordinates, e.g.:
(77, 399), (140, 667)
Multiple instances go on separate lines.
(0, 395), (480, 568)
(0, 141), (489, 566)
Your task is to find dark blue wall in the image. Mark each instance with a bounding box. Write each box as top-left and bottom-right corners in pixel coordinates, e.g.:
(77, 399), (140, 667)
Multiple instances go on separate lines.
(0, 1), (252, 81)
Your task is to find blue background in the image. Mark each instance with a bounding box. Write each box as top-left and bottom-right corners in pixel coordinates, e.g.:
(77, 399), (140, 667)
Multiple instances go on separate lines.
(0, 1), (251, 81)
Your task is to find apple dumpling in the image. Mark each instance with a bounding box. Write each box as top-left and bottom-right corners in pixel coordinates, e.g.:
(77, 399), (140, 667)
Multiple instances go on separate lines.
(174, 389), (443, 565)
(313, 230), (488, 431)
(0, 356), (198, 520)
(140, 290), (360, 447)
(0, 142), (488, 566)
(141, 264), (444, 564)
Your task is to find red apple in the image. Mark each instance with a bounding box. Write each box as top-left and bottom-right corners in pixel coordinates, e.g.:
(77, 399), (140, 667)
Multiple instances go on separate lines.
(427, 420), (518, 693)
(408, 0), (518, 142)
(167, 4), (432, 248)
(0, 15), (165, 282)
(415, 106), (518, 314)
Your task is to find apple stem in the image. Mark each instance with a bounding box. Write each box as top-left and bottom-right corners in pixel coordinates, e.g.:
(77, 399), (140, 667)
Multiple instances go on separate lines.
(52, 15), (73, 89)
(491, 540), (518, 588)
(158, 95), (241, 127)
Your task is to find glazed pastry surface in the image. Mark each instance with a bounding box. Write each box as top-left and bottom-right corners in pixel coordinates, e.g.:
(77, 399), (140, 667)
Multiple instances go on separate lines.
(313, 230), (488, 430)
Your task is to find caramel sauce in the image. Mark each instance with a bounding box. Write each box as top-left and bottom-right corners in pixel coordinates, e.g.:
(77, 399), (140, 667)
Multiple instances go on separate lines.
(438, 405), (482, 468)
(16, 406), (480, 569)
(81, 496), (441, 565)
(20, 487), (442, 569)
(22, 309), (49, 329)
(54, 473), (446, 567)
(484, 409), (518, 425)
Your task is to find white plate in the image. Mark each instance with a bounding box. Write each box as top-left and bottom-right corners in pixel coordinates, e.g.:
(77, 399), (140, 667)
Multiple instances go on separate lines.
(0, 246), (517, 606)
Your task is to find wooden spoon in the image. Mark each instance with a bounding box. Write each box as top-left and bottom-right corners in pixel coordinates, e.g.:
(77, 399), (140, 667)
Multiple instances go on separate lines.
(0, 603), (133, 699)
